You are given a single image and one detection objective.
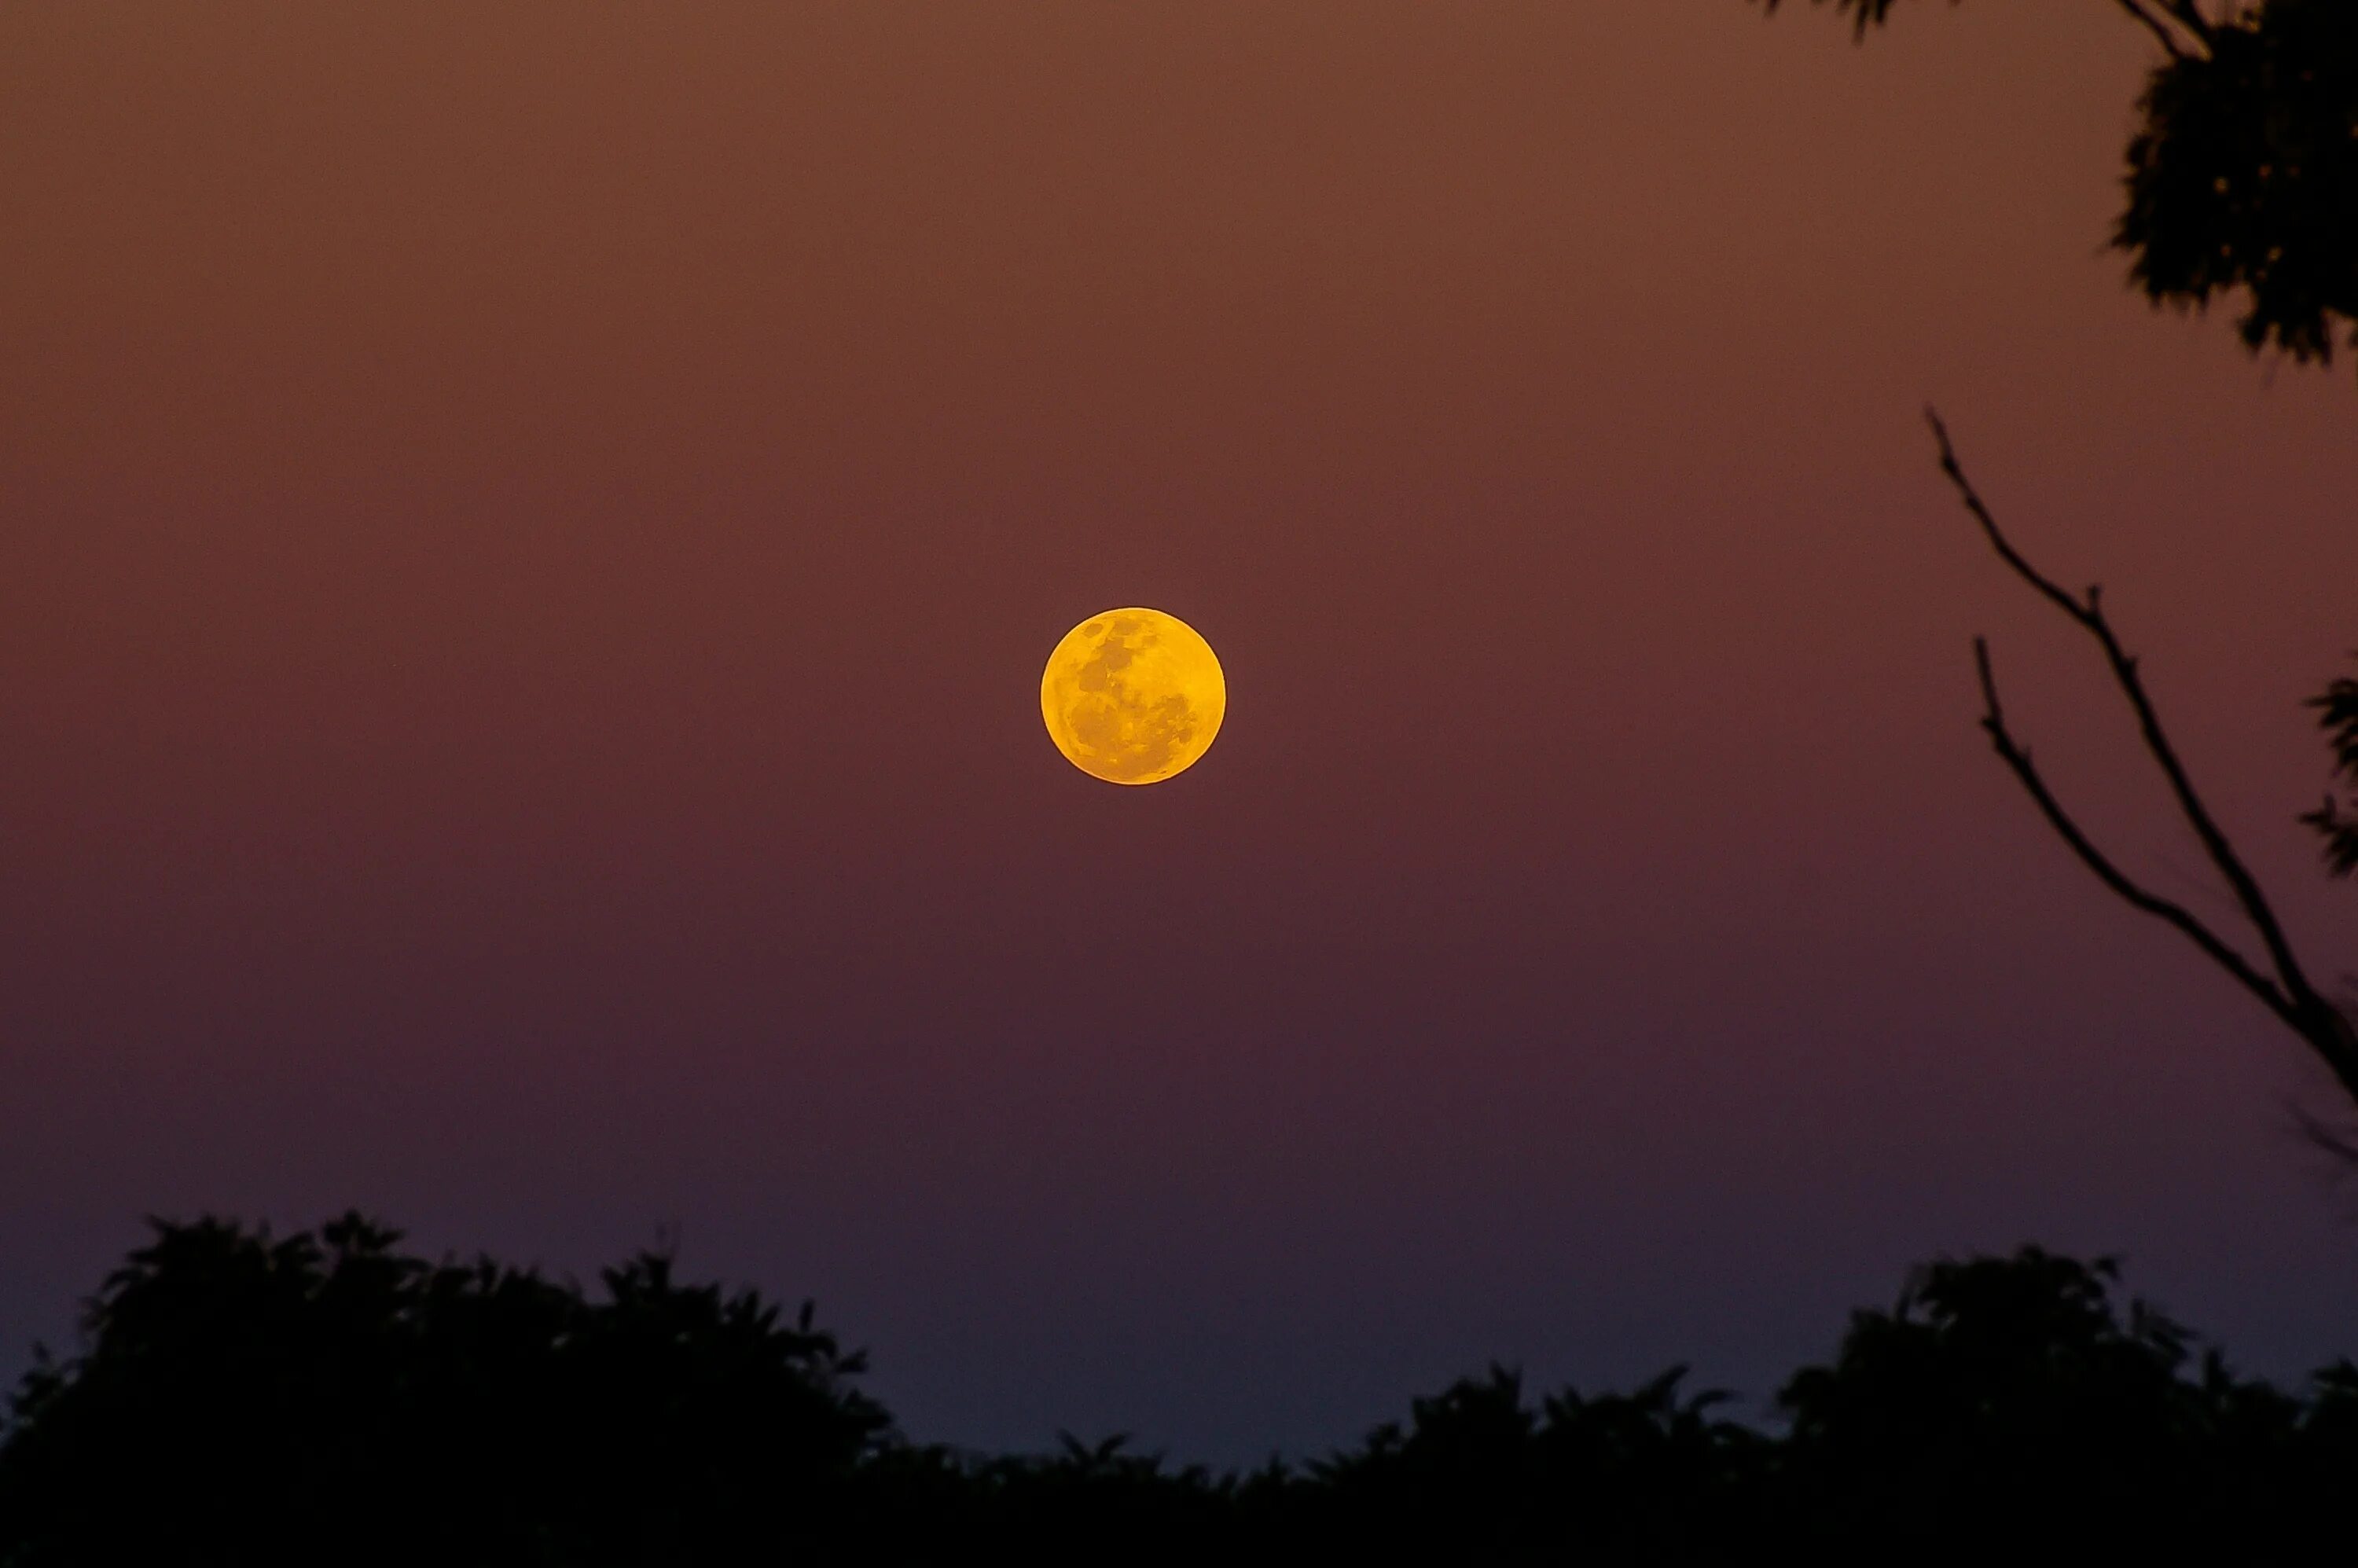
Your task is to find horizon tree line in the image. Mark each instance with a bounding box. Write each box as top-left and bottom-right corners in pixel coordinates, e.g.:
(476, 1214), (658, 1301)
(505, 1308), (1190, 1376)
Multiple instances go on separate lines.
(2, 1212), (2354, 1564)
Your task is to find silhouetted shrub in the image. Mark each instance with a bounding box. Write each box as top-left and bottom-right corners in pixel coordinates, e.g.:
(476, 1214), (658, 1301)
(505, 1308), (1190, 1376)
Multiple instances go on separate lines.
(2, 1219), (2349, 1565)
(0, 1215), (887, 1566)
(1773, 1248), (2327, 1561)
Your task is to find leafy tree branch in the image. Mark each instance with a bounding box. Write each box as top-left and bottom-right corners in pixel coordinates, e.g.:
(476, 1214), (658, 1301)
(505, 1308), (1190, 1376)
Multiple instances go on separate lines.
(1757, 2), (2358, 377)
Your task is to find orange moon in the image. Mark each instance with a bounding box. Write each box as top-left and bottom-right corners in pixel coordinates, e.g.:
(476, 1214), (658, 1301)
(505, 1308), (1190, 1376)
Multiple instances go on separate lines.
(1040, 608), (1226, 785)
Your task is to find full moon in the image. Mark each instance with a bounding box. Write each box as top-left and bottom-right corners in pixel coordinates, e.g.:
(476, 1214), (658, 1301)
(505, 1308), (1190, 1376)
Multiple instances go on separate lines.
(1040, 608), (1226, 785)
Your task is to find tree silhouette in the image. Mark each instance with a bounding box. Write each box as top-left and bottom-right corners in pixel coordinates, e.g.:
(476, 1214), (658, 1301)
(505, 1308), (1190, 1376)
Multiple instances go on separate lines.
(1291, 1362), (1771, 1561)
(1926, 413), (2358, 1130)
(4, 1216), (2355, 1562)
(1755, 0), (2358, 1139)
(0, 1214), (891, 1566)
(1757, 1), (2358, 380)
(1774, 1247), (2338, 1560)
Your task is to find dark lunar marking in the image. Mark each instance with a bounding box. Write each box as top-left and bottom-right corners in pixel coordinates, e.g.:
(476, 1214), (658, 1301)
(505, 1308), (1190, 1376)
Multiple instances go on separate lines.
(1083, 621), (1104, 636)
(1071, 703), (1120, 751)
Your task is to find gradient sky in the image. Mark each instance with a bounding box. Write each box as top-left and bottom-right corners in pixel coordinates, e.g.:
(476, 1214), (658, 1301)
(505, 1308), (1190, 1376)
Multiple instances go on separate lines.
(5, 3), (2356, 1461)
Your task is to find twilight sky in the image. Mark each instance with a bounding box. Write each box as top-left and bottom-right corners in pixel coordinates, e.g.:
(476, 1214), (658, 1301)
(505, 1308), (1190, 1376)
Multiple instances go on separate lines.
(4, 3), (2356, 1460)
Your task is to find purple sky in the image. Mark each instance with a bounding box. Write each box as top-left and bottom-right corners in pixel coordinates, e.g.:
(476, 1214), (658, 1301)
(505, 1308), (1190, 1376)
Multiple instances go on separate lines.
(4, 3), (2356, 1460)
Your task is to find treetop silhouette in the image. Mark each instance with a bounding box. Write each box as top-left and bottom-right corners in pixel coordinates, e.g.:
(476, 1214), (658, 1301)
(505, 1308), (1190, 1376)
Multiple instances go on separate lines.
(3, 1214), (2354, 1564)
(1759, 1), (2358, 380)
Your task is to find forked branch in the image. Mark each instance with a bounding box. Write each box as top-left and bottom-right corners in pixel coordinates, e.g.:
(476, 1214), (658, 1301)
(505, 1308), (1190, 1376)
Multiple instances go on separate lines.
(1971, 637), (2294, 1027)
(1932, 411), (2358, 1111)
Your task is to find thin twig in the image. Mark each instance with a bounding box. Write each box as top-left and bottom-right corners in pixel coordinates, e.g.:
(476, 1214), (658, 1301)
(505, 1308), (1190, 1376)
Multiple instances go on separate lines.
(2286, 1098), (2358, 1180)
(2112, 0), (2189, 59)
(1972, 638), (2300, 1029)
(2156, 0), (2219, 49)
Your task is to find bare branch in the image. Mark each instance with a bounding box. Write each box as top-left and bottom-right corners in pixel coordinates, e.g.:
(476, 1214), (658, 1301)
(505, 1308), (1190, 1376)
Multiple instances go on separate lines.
(1972, 639), (2300, 1030)
(2291, 1106), (2358, 1164)
(2154, 0), (2219, 48)
(1928, 409), (2323, 1015)
(2112, 0), (2190, 59)
(2286, 1096), (2358, 1195)
(1934, 412), (2358, 1115)
(1927, 412), (2095, 630)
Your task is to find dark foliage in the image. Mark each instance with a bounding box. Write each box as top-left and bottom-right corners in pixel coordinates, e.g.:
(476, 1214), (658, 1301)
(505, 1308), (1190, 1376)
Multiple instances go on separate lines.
(1295, 1364), (1772, 1561)
(0, 1215), (891, 1566)
(1760, 1), (2358, 376)
(4, 1217), (2356, 1565)
(2121, 1), (2358, 369)
(1775, 1249), (2351, 1562)
(2302, 659), (2358, 876)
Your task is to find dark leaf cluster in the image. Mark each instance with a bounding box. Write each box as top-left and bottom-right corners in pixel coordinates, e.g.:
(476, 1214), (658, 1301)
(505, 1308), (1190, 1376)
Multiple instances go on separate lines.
(1759, 2), (2358, 376)
(2302, 658), (2358, 876)
(2121, 1), (2358, 369)
(0, 1215), (891, 1566)
(4, 1217), (2357, 1565)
